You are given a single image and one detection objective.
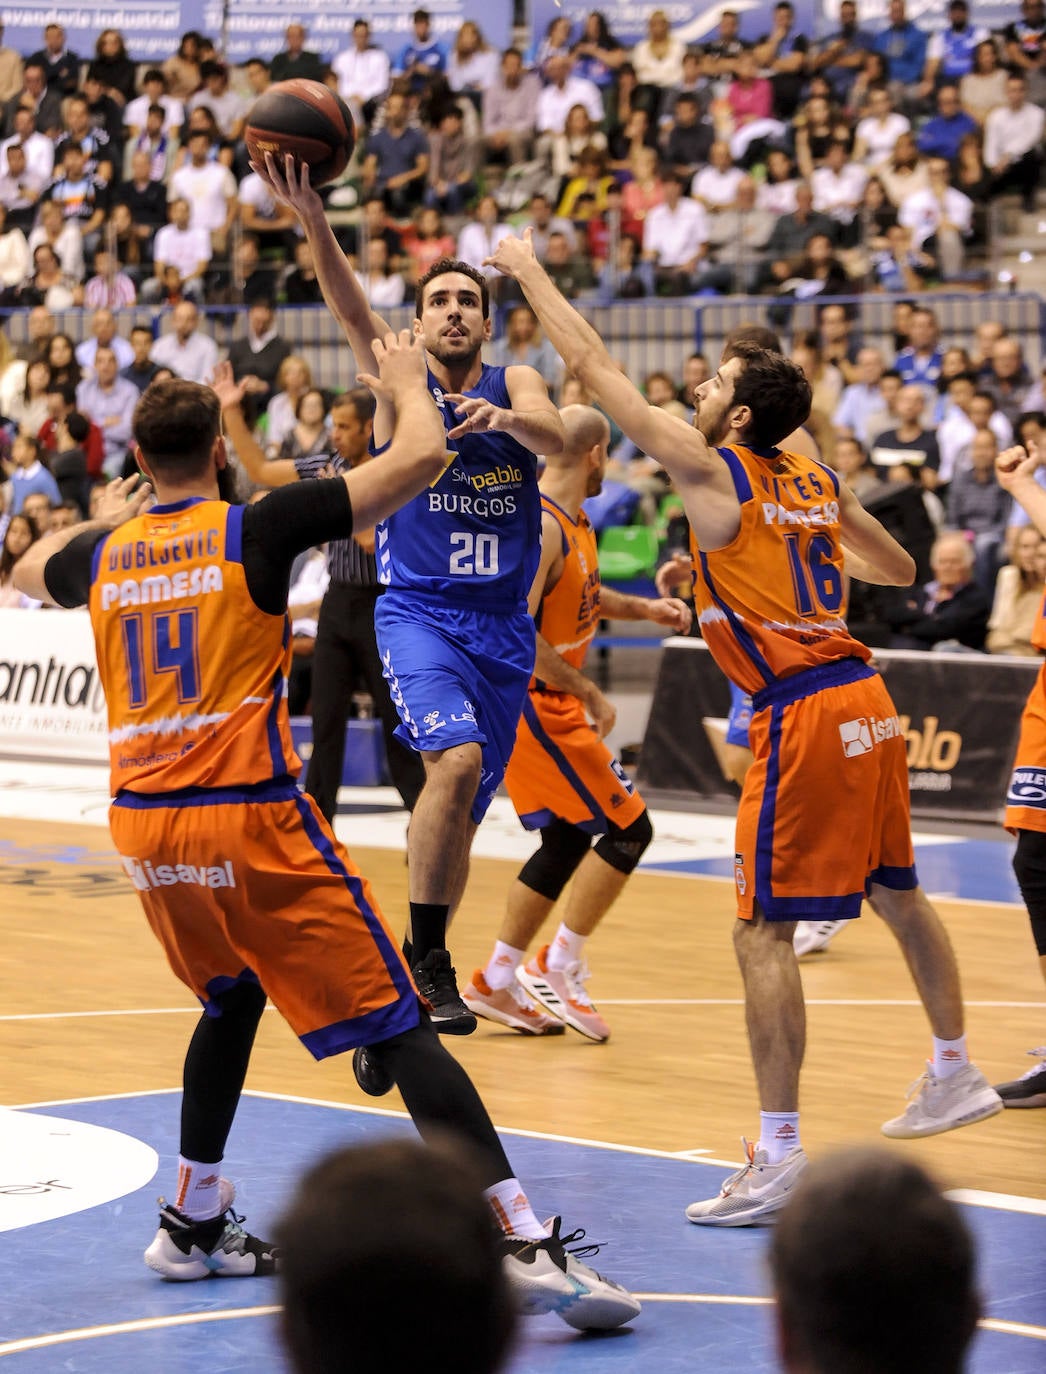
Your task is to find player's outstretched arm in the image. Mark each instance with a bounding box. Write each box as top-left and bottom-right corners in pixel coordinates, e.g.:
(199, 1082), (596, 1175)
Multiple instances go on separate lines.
(15, 475), (153, 605)
(349, 330), (448, 528)
(600, 585), (693, 633)
(445, 364), (564, 456)
(484, 232), (715, 486)
(996, 442), (1046, 537)
(211, 361), (300, 488)
(837, 480), (916, 587)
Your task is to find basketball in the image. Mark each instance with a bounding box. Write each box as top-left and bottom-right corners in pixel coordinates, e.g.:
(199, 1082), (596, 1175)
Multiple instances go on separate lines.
(244, 79), (355, 188)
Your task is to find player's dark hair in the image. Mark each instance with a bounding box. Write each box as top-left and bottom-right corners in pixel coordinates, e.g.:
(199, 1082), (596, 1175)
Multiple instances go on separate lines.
(729, 342), (812, 447)
(415, 258), (490, 319)
(65, 411), (89, 444)
(331, 386), (376, 424)
(771, 1148), (978, 1374)
(722, 323), (783, 358)
(133, 379), (221, 477)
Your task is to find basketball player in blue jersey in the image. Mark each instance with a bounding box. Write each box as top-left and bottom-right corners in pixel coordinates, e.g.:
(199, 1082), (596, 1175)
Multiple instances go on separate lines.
(253, 154), (565, 1052)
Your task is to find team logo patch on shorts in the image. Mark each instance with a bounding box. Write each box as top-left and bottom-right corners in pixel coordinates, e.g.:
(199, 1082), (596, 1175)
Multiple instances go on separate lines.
(839, 717), (874, 757)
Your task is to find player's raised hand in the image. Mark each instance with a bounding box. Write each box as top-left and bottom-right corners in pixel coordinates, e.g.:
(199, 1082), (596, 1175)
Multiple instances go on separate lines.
(445, 393), (508, 439)
(357, 329), (427, 401)
(646, 596), (693, 634)
(995, 443), (1041, 491)
(655, 552), (694, 598)
(250, 152), (323, 219)
(209, 360), (248, 411)
(95, 474), (152, 528)
(483, 227), (538, 278)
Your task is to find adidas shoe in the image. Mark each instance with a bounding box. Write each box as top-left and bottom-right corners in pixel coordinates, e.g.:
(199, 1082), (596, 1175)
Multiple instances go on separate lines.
(463, 969), (565, 1035)
(501, 1217), (641, 1330)
(881, 1062), (1004, 1138)
(353, 1045), (394, 1097)
(995, 1048), (1046, 1108)
(685, 1139), (807, 1226)
(516, 946), (611, 1042)
(793, 919), (845, 957)
(412, 949), (477, 1035)
(144, 1191), (279, 1280)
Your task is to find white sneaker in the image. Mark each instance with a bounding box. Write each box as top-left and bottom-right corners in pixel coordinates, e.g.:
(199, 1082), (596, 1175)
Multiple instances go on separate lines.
(462, 968), (564, 1035)
(685, 1139), (808, 1226)
(517, 945), (611, 1041)
(881, 1062), (1004, 1139)
(501, 1217), (641, 1330)
(144, 1182), (279, 1279)
(793, 919), (845, 956)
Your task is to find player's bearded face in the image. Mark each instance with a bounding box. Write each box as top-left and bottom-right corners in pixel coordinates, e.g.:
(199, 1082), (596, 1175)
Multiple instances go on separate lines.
(420, 276), (487, 368)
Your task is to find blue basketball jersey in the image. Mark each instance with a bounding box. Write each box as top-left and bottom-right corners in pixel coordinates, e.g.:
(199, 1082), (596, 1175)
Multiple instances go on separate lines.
(375, 364), (541, 614)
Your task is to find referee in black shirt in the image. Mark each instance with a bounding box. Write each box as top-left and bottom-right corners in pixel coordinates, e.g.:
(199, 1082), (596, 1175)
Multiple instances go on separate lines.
(226, 385), (424, 821)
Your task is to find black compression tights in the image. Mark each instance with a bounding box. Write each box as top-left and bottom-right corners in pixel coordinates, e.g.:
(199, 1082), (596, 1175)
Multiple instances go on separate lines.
(180, 981), (267, 1163)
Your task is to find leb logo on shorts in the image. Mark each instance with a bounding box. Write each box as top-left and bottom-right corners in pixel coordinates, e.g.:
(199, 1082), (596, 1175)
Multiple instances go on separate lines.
(839, 717), (873, 758)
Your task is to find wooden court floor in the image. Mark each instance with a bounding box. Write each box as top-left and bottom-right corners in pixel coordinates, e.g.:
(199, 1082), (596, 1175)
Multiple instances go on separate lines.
(2, 814), (1043, 1202)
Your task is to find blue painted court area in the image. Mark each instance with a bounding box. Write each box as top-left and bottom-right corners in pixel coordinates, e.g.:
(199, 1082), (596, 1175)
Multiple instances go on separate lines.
(645, 836), (1024, 905)
(1, 1093), (1043, 1373)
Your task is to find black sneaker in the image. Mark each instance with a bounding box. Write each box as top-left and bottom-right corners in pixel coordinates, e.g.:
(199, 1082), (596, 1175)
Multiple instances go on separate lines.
(412, 948), (477, 1035)
(144, 1192), (279, 1280)
(353, 1045), (394, 1097)
(995, 1048), (1046, 1107)
(501, 1217), (641, 1330)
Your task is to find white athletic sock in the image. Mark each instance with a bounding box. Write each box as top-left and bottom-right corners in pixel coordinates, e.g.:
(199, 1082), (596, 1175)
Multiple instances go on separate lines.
(758, 1112), (801, 1165)
(932, 1033), (969, 1079)
(174, 1156), (223, 1220)
(484, 941), (526, 990)
(546, 923), (586, 972)
(484, 1177), (547, 1240)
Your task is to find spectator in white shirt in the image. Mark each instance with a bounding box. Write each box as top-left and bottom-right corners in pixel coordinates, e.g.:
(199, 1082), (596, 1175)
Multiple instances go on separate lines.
(149, 300), (219, 384)
(1, 107), (53, 181)
(141, 196), (210, 303)
(354, 238), (406, 308)
(811, 139), (867, 240)
(482, 47), (541, 167)
(168, 130), (238, 253)
(642, 170), (709, 293)
(632, 9), (686, 97)
(75, 307), (134, 372)
(27, 198), (83, 279)
(332, 19), (390, 127)
(239, 170), (299, 253)
(833, 348), (889, 445)
(853, 84), (910, 167)
(457, 194), (515, 281)
(0, 141), (44, 232)
(535, 54), (603, 136)
(124, 69), (183, 139)
(691, 141), (745, 214)
(898, 157), (973, 279)
(984, 72), (1044, 210)
(187, 61), (247, 141)
(75, 344), (138, 475)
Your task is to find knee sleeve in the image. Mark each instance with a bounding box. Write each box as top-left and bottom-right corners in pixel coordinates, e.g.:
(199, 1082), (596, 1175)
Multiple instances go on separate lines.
(517, 818), (592, 901)
(1013, 830), (1046, 956)
(593, 808), (653, 875)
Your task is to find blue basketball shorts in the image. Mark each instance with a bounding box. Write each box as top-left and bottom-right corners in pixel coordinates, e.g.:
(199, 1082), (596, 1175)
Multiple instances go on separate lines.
(375, 593), (536, 822)
(726, 682), (753, 748)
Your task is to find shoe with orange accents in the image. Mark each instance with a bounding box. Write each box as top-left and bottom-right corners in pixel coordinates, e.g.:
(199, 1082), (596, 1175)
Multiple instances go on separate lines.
(685, 1138), (808, 1227)
(516, 946), (611, 1042)
(462, 969), (566, 1035)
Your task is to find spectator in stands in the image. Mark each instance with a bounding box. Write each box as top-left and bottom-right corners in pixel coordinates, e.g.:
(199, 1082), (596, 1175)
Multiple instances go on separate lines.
(269, 25), (325, 85)
(354, 238), (406, 308)
(83, 248), (137, 309)
(701, 10), (747, 94)
(363, 87), (430, 216)
(75, 345), (137, 477)
(920, 0), (989, 101)
(807, 0), (872, 102)
(0, 24), (23, 106)
(88, 29), (136, 107)
(543, 229), (596, 298)
(937, 373), (1006, 482)
(395, 9), (447, 94)
(456, 194), (515, 280)
(211, 233), (277, 306)
(894, 306), (942, 390)
(4, 356), (51, 433)
(482, 48), (539, 168)
(45, 333), (81, 390)
(917, 84), (978, 161)
(0, 142), (45, 234)
(535, 53), (603, 144)
(549, 103), (605, 185)
(21, 242), (80, 308)
(447, 21), (498, 105)
(557, 146), (614, 220)
(283, 238), (322, 304)
(793, 329), (844, 423)
(887, 529), (990, 650)
(341, 195), (403, 269)
(531, 14), (573, 79)
(333, 20), (391, 129)
(983, 336), (1033, 427)
(264, 355), (314, 454)
(168, 130), (238, 255)
(793, 92), (851, 178)
(55, 94), (114, 180)
(1004, 0), (1046, 73)
(149, 300), (218, 383)
(641, 169), (708, 295)
(834, 347), (888, 444)
(898, 157), (974, 282)
(777, 230), (851, 303)
(947, 426), (1011, 586)
(0, 199), (28, 293)
(163, 31), (203, 102)
(29, 194), (84, 281)
(121, 325), (161, 394)
(4, 61), (62, 140)
(758, 182), (835, 286)
(0, 511), (41, 607)
(489, 304), (560, 388)
(227, 299), (291, 420)
(663, 93), (713, 181)
(127, 103), (173, 183)
(632, 9), (686, 115)
(771, 1148), (978, 1374)
(401, 206), (456, 284)
(987, 525), (1046, 656)
(187, 62), (247, 141)
(239, 167), (299, 255)
(6, 431), (59, 513)
(82, 70), (124, 153)
(50, 497), (82, 529)
(277, 388), (330, 462)
(42, 142), (109, 262)
(75, 308), (133, 374)
(20, 488), (55, 533)
(30, 24), (79, 97)
(694, 176), (774, 294)
(872, 382), (941, 480)
(753, 1), (809, 119)
(756, 149), (799, 218)
(573, 11), (626, 101)
(124, 69), (184, 141)
(811, 139), (867, 245)
(984, 74), (1044, 211)
(2, 108), (55, 183)
(878, 129), (929, 207)
(725, 49), (774, 140)
(871, 221), (931, 291)
(960, 40), (1007, 127)
(873, 0), (927, 102)
(425, 103), (478, 214)
(833, 435), (882, 502)
(691, 140), (744, 215)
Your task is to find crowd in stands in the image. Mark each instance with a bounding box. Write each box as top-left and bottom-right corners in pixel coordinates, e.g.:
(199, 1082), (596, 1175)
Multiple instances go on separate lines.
(0, 6), (1043, 653)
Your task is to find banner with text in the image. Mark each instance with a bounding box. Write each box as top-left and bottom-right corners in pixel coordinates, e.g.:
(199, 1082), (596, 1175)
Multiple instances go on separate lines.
(639, 639), (1038, 823)
(0, 608), (107, 763)
(0, 0), (514, 66)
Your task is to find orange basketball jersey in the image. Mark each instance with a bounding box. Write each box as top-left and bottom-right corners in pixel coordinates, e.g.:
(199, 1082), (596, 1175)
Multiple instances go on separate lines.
(691, 443), (871, 695)
(88, 498), (298, 794)
(534, 495), (601, 678)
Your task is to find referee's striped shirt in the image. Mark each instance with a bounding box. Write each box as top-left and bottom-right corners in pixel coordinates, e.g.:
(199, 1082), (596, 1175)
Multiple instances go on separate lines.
(293, 451), (378, 589)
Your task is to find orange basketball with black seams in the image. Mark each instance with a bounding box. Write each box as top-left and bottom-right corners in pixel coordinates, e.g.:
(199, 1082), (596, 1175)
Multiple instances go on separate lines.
(244, 79), (355, 187)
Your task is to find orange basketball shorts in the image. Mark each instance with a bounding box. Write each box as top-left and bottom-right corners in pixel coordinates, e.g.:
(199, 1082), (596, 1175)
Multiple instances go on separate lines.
(504, 691), (646, 833)
(733, 658), (917, 922)
(109, 779), (419, 1058)
(1004, 665), (1046, 834)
